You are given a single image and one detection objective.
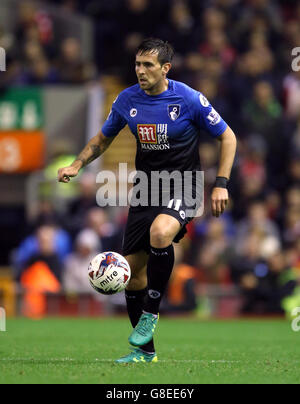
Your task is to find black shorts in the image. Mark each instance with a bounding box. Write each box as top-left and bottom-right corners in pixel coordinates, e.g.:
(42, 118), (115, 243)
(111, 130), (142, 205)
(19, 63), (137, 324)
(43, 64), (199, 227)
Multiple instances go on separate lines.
(122, 204), (194, 257)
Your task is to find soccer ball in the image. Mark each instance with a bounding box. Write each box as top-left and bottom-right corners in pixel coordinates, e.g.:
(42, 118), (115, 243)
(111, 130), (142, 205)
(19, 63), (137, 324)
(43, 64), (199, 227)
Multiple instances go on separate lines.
(88, 252), (131, 295)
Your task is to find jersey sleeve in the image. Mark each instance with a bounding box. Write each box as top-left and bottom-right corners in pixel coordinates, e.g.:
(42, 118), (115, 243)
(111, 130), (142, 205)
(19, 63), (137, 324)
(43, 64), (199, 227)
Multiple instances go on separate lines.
(102, 96), (127, 138)
(188, 90), (228, 138)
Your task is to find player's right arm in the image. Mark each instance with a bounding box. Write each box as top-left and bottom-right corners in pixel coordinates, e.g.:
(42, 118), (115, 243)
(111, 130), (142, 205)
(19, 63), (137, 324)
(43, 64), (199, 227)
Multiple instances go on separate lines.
(57, 131), (115, 183)
(58, 91), (127, 183)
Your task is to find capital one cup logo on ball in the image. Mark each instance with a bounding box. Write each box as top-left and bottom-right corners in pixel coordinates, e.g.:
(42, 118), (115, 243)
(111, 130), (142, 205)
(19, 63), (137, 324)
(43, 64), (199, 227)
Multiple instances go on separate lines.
(88, 252), (131, 295)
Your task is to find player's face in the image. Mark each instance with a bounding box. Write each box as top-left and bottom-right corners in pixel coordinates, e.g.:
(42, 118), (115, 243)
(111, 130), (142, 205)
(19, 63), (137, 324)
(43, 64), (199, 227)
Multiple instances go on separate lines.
(135, 51), (170, 94)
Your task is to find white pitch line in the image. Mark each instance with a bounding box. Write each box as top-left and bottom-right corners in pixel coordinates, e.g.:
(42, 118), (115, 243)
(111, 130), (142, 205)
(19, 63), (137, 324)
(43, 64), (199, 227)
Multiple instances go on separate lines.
(0, 358), (240, 364)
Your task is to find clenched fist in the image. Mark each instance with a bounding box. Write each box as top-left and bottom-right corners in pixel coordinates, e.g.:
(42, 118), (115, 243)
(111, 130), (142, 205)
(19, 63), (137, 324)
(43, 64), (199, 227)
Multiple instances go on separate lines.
(57, 162), (82, 183)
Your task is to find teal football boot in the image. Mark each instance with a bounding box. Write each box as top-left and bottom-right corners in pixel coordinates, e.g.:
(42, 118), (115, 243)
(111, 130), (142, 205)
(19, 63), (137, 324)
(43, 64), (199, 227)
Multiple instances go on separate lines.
(115, 348), (158, 363)
(128, 312), (159, 347)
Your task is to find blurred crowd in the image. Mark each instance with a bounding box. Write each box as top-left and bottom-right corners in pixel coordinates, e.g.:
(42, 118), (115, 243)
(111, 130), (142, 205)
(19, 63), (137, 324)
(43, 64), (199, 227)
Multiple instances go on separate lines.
(0, 1), (97, 87)
(1, 0), (300, 316)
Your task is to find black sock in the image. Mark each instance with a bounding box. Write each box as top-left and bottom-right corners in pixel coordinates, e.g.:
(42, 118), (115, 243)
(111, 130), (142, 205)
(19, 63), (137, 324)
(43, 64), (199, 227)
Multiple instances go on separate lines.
(125, 288), (155, 353)
(144, 244), (175, 315)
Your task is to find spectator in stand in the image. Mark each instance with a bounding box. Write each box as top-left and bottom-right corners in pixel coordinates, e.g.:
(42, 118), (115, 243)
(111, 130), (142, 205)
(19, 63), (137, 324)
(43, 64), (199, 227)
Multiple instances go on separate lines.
(286, 155), (300, 188)
(66, 172), (99, 238)
(121, 0), (158, 39)
(23, 55), (60, 85)
(20, 225), (63, 282)
(264, 190), (282, 224)
(283, 206), (300, 245)
(230, 230), (263, 284)
(199, 29), (236, 71)
(283, 68), (300, 160)
(15, 2), (39, 45)
(202, 7), (227, 33)
(156, 0), (200, 84)
(162, 242), (198, 313)
(19, 225), (62, 319)
(235, 200), (281, 253)
(157, 0), (198, 58)
(13, 224), (72, 280)
(86, 207), (123, 253)
(56, 37), (96, 84)
(243, 81), (283, 141)
(63, 229), (100, 294)
(23, 40), (45, 66)
(202, 56), (225, 84)
(117, 0), (154, 84)
(238, 248), (296, 314)
(232, 0), (282, 50)
(232, 136), (268, 219)
(15, 1), (55, 62)
(283, 54), (300, 121)
(229, 43), (277, 115)
(242, 81), (285, 186)
(286, 186), (300, 211)
(195, 218), (234, 284)
(26, 199), (64, 235)
(294, 239), (300, 273)
(198, 141), (219, 188)
(180, 52), (204, 86)
(289, 118), (300, 153)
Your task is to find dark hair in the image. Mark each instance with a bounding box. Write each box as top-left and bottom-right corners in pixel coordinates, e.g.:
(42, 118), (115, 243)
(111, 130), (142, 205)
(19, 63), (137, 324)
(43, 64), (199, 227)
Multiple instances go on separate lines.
(136, 38), (174, 65)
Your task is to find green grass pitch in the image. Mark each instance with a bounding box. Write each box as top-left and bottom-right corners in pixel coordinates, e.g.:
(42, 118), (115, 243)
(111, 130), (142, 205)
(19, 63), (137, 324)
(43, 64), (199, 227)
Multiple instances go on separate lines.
(0, 317), (299, 384)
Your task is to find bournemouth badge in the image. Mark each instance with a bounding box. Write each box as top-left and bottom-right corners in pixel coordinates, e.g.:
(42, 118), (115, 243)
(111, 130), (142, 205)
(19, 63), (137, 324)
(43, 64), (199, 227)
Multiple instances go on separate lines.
(168, 105), (181, 121)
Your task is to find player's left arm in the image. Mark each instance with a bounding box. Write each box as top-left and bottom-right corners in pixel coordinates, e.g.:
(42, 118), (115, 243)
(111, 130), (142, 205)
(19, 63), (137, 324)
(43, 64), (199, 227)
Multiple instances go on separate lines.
(186, 88), (237, 217)
(212, 126), (237, 218)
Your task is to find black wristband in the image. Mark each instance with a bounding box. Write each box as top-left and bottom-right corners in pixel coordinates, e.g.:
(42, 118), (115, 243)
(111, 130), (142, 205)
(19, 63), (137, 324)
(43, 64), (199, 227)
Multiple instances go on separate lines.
(214, 176), (228, 189)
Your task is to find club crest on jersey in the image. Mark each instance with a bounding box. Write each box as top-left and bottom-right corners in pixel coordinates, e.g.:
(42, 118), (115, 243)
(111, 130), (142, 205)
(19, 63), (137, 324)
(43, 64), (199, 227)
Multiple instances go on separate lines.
(168, 105), (181, 121)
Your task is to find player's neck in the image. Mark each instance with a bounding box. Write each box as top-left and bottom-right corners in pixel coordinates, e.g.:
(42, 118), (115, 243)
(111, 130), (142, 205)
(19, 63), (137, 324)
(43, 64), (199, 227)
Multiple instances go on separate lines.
(144, 78), (169, 96)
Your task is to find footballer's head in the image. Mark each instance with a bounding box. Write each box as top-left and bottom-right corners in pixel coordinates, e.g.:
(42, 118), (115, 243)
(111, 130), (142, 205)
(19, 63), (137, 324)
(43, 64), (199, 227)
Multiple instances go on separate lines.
(135, 38), (174, 93)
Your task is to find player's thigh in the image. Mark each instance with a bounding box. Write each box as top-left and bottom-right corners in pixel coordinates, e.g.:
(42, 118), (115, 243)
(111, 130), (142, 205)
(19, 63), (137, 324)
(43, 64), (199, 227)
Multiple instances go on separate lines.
(125, 250), (148, 284)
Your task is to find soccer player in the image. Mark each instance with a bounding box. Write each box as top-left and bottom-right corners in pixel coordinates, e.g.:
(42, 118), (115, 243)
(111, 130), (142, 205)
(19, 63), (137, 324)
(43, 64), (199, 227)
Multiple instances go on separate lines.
(58, 38), (237, 363)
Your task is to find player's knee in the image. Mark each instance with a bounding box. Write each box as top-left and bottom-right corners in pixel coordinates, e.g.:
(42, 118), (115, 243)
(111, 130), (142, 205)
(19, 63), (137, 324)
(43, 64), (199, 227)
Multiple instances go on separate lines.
(150, 224), (174, 248)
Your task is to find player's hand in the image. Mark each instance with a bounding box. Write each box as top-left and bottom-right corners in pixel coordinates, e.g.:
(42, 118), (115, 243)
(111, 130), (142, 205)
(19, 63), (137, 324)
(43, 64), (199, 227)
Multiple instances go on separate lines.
(57, 165), (80, 183)
(211, 187), (229, 218)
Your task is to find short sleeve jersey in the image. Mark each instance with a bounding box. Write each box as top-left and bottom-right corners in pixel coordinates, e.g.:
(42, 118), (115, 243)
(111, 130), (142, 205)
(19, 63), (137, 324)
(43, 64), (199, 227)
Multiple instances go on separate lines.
(102, 79), (228, 175)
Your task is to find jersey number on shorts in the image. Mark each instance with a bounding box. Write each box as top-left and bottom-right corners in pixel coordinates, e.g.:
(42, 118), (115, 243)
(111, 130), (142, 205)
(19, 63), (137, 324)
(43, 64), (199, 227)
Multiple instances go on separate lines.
(167, 199), (182, 211)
